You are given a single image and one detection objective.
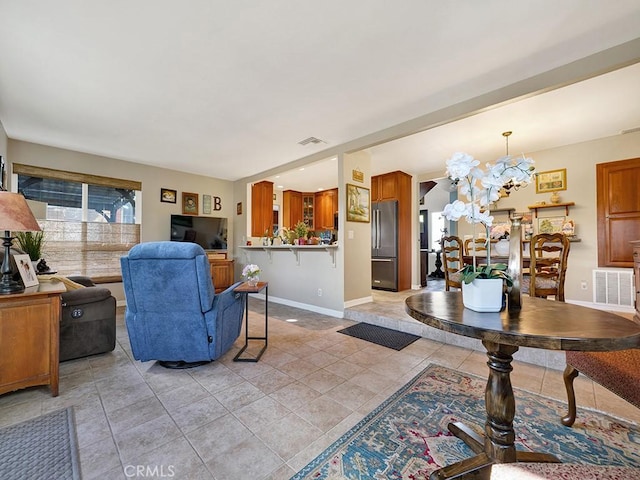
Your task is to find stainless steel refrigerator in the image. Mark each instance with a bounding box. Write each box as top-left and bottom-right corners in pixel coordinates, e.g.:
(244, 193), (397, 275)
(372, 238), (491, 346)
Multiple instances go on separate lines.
(371, 200), (398, 291)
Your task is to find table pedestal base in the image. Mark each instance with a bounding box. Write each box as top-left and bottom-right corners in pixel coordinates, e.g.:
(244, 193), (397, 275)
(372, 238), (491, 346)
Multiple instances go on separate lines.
(429, 341), (561, 480)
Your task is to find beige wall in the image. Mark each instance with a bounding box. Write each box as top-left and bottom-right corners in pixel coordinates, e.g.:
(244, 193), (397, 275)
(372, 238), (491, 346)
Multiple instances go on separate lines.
(455, 131), (640, 304)
(342, 150), (372, 304)
(6, 140), (238, 303)
(0, 121), (7, 170)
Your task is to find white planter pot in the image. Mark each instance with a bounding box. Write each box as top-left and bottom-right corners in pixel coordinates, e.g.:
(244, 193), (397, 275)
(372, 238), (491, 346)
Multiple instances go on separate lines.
(494, 239), (510, 256)
(462, 278), (504, 312)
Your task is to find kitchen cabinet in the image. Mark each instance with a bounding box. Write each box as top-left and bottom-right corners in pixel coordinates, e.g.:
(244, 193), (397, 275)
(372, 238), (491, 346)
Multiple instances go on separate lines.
(315, 188), (338, 230)
(251, 181), (273, 237)
(282, 190), (303, 228)
(372, 171), (407, 202)
(371, 171), (412, 291)
(632, 240), (640, 316)
(303, 193), (314, 229)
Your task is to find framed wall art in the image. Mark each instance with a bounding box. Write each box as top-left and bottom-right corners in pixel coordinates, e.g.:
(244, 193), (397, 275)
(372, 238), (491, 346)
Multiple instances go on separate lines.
(536, 168), (567, 193)
(537, 216), (565, 234)
(202, 194), (212, 214)
(346, 184), (370, 223)
(182, 192), (198, 215)
(236, 202), (243, 215)
(15, 254), (39, 287)
(160, 188), (177, 203)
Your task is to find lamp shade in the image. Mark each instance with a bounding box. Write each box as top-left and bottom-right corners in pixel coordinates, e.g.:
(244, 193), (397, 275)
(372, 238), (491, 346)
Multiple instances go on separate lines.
(0, 191), (41, 231)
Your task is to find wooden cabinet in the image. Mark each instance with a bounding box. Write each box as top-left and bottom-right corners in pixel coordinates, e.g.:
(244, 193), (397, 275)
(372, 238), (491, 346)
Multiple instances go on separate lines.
(251, 181), (274, 237)
(0, 283), (65, 397)
(372, 171), (406, 202)
(209, 258), (235, 293)
(315, 188), (338, 230)
(282, 190), (303, 228)
(632, 241), (640, 316)
(303, 193), (314, 229)
(371, 171), (412, 291)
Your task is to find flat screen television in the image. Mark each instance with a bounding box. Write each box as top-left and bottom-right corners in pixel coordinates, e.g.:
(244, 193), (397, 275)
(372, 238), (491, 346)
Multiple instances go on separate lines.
(170, 215), (228, 250)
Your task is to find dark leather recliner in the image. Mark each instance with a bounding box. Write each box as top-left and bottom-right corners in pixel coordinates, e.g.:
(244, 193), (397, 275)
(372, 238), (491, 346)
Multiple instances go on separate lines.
(59, 276), (117, 362)
(1, 247), (117, 361)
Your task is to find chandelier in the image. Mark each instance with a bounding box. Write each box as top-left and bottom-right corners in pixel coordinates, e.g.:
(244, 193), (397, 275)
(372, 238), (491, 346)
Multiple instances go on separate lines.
(500, 131), (523, 197)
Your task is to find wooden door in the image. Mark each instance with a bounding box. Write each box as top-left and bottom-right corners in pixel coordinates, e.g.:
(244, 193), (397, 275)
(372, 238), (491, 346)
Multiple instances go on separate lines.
(597, 158), (640, 267)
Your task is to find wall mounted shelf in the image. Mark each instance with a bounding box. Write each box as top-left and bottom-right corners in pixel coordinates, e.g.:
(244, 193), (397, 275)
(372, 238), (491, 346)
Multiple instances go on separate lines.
(528, 201), (575, 218)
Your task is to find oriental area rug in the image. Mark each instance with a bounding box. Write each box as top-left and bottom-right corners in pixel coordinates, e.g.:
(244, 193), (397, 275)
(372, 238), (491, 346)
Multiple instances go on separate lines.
(291, 364), (640, 479)
(0, 407), (81, 480)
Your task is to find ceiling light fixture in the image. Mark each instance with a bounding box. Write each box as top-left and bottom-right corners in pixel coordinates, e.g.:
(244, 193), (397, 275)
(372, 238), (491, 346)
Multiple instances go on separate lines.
(499, 131), (524, 197)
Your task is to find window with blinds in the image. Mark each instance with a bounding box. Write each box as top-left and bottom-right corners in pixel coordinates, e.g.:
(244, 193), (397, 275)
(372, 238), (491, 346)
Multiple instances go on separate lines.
(13, 163), (141, 280)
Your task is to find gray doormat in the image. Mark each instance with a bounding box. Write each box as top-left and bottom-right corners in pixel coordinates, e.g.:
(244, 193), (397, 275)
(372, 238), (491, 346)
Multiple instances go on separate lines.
(0, 407), (81, 480)
(338, 323), (420, 350)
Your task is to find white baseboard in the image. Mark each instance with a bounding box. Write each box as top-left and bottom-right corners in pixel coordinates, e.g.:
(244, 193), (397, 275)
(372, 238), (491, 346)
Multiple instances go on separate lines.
(258, 294), (345, 319)
(344, 296), (373, 309)
(566, 299), (636, 314)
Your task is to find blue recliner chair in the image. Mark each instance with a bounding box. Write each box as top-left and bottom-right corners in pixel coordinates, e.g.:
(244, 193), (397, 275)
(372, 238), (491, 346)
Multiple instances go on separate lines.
(120, 241), (244, 368)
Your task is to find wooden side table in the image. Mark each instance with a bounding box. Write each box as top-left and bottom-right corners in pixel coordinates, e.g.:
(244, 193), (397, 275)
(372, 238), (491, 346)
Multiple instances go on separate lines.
(0, 282), (66, 397)
(233, 281), (268, 362)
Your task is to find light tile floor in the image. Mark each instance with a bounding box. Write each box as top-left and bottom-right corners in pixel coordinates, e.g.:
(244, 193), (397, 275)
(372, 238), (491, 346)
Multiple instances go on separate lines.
(1, 287), (638, 479)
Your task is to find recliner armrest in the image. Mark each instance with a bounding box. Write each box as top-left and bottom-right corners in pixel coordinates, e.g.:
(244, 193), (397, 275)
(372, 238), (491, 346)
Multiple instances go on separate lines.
(62, 287), (113, 306)
(66, 275), (97, 287)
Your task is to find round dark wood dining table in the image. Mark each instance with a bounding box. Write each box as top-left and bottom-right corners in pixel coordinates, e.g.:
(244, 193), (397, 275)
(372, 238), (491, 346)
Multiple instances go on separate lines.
(405, 291), (640, 480)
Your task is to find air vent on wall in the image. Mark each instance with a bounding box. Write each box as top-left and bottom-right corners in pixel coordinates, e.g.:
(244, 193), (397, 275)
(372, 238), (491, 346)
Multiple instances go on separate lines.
(592, 269), (634, 307)
(298, 137), (326, 146)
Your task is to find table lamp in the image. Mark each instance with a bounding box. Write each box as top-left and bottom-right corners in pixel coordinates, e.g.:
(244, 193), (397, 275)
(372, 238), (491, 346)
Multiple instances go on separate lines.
(0, 191), (41, 294)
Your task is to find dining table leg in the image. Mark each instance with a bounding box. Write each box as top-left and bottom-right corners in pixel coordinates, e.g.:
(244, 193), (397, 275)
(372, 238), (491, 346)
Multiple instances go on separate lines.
(429, 340), (560, 480)
(482, 340), (519, 463)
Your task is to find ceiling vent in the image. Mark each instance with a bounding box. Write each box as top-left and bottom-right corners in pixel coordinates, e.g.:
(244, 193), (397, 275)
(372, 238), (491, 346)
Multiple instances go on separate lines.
(298, 137), (326, 146)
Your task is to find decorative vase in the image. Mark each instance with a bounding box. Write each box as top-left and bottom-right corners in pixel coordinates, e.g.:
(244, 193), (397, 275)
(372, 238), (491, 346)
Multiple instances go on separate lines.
(461, 278), (504, 312)
(494, 239), (510, 256)
(247, 276), (259, 286)
(550, 191), (561, 204)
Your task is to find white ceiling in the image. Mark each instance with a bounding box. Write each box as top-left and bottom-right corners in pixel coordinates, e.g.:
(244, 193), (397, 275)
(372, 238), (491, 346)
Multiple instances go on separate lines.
(1, 1), (639, 191)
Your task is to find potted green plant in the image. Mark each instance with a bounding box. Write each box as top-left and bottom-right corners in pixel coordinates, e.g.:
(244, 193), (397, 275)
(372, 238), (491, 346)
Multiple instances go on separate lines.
(293, 221), (309, 245)
(13, 230), (45, 261)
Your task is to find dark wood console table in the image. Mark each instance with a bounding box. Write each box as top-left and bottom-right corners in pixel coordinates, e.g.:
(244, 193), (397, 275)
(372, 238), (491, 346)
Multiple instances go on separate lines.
(405, 291), (640, 479)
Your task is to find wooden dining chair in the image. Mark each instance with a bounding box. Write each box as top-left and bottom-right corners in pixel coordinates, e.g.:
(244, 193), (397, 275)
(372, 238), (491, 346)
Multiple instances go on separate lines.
(440, 235), (463, 291)
(463, 237), (498, 256)
(521, 233), (570, 301)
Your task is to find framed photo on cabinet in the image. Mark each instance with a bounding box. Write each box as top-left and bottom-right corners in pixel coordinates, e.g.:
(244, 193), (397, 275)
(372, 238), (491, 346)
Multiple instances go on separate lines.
(15, 254), (39, 287)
